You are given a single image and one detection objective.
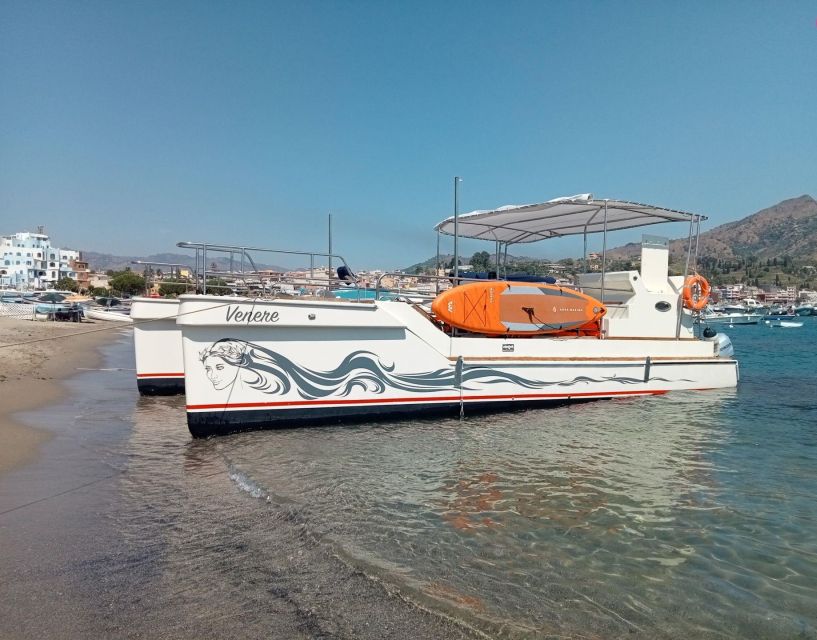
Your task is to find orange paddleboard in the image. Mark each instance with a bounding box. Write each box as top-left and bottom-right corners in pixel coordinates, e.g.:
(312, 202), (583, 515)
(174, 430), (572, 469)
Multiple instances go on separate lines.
(431, 281), (606, 335)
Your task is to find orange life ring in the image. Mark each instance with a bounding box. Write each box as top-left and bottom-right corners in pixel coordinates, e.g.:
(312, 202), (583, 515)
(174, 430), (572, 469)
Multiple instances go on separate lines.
(682, 274), (710, 311)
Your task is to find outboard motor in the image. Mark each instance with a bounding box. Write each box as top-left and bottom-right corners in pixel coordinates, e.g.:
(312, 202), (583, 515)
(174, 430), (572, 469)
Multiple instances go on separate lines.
(336, 265), (357, 283)
(703, 327), (734, 358)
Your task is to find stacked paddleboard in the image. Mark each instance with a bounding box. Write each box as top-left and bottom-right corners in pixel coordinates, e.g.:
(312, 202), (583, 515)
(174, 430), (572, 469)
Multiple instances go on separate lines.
(431, 281), (605, 335)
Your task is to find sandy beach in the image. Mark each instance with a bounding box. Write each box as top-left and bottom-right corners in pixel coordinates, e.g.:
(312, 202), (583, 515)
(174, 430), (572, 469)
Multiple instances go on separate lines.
(0, 316), (124, 472)
(0, 317), (481, 639)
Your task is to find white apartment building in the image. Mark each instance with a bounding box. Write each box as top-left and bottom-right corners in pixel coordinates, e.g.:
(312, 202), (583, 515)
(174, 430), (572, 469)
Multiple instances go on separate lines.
(721, 283), (746, 301)
(0, 230), (78, 290)
(768, 285), (798, 305)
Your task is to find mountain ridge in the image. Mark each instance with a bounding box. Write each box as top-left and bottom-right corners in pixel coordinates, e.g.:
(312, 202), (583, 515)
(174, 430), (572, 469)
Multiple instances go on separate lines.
(84, 195), (817, 274)
(608, 195), (817, 263)
(83, 251), (289, 273)
(405, 195), (817, 273)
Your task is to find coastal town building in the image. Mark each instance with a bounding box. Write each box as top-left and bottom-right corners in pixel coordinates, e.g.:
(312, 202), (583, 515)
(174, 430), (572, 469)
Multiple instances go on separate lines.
(70, 256), (91, 291)
(0, 229), (79, 290)
(720, 284), (746, 301)
(765, 286), (798, 305)
(89, 273), (111, 289)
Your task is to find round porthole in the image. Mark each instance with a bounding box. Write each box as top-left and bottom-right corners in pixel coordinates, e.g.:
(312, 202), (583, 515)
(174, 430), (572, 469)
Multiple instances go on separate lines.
(655, 301), (672, 312)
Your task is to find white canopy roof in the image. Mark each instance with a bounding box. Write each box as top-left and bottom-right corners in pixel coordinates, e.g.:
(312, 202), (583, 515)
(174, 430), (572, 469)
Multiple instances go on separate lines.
(434, 194), (706, 244)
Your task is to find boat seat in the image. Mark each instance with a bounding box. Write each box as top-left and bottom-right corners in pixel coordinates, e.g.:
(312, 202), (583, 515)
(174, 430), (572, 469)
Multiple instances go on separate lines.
(577, 271), (636, 304)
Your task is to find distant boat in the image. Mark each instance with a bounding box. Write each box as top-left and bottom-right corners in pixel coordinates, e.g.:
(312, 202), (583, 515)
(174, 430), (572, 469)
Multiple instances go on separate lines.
(0, 290), (26, 303)
(33, 301), (84, 321)
(700, 310), (762, 325)
(766, 319), (804, 328)
(94, 296), (124, 307)
(35, 302), (71, 315)
(720, 298), (764, 314)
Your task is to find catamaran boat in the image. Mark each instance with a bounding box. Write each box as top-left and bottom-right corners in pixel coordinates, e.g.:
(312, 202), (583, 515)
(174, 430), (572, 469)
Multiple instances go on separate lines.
(156, 194), (738, 437)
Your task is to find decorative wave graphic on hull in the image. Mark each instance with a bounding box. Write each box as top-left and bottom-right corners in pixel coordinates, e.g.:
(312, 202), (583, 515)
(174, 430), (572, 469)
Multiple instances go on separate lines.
(198, 338), (688, 400)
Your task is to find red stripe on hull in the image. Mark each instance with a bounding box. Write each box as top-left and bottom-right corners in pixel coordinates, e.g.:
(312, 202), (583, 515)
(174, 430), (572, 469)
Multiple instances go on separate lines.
(187, 388), (667, 411)
(137, 372), (185, 378)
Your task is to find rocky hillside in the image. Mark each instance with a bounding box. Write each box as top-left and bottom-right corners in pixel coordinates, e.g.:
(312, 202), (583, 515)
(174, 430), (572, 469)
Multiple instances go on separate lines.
(609, 195), (817, 263)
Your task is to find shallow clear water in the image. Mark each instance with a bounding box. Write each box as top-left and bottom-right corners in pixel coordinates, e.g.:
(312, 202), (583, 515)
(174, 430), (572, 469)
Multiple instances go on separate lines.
(12, 320), (817, 638)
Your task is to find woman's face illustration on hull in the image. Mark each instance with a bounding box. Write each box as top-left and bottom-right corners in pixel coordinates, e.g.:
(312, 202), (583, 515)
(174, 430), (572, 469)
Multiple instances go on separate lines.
(203, 354), (239, 390)
(199, 340), (247, 391)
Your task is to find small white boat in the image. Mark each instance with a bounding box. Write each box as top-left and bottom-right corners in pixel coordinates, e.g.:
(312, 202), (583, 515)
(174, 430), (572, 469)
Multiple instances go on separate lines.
(84, 306), (133, 323)
(700, 311), (762, 325)
(766, 319), (803, 328)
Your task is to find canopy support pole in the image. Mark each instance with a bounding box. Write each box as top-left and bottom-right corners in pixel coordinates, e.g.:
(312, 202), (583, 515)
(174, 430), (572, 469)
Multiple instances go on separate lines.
(583, 231), (587, 270)
(453, 177), (461, 282)
(600, 201), (608, 306)
(328, 213), (333, 295)
(436, 230), (441, 294)
(676, 215), (696, 338)
(693, 216), (701, 273)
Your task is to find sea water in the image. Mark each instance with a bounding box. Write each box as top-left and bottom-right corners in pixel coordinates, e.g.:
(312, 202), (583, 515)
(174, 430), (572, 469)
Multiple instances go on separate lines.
(7, 319), (817, 638)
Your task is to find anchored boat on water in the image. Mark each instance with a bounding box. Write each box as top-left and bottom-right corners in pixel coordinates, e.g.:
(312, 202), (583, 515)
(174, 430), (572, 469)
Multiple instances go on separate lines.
(699, 309), (764, 325)
(144, 194), (738, 437)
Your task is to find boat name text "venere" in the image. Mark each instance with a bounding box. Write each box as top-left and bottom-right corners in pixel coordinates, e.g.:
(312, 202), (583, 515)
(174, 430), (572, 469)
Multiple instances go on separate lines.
(225, 306), (280, 324)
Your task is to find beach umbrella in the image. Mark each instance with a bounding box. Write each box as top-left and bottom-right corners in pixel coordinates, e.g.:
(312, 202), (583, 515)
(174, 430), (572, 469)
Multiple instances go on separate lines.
(40, 292), (66, 303)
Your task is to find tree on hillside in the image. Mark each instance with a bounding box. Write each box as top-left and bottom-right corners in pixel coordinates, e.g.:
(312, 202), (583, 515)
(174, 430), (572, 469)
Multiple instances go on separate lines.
(109, 271), (146, 296)
(470, 251), (492, 272)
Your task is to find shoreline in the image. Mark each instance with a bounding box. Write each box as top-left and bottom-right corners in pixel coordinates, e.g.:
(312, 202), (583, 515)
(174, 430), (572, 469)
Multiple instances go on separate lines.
(0, 317), (482, 639)
(0, 316), (125, 473)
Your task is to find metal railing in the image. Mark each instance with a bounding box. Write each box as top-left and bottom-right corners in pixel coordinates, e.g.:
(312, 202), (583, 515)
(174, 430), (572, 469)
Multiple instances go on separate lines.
(175, 242), (355, 296)
(373, 272), (517, 303)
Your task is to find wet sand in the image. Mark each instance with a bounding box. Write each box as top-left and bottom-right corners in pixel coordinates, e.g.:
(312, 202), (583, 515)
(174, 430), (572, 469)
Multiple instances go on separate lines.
(0, 316), (124, 473)
(0, 318), (482, 639)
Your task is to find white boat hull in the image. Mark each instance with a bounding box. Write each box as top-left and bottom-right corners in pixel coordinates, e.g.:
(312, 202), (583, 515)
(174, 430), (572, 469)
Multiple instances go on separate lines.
(177, 296), (739, 438)
(700, 313), (762, 325)
(85, 307), (133, 323)
(768, 320), (803, 328)
(131, 298), (184, 395)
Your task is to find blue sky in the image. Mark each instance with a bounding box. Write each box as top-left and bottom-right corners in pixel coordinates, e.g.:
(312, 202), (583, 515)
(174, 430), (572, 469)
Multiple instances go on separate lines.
(1, 1), (815, 269)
